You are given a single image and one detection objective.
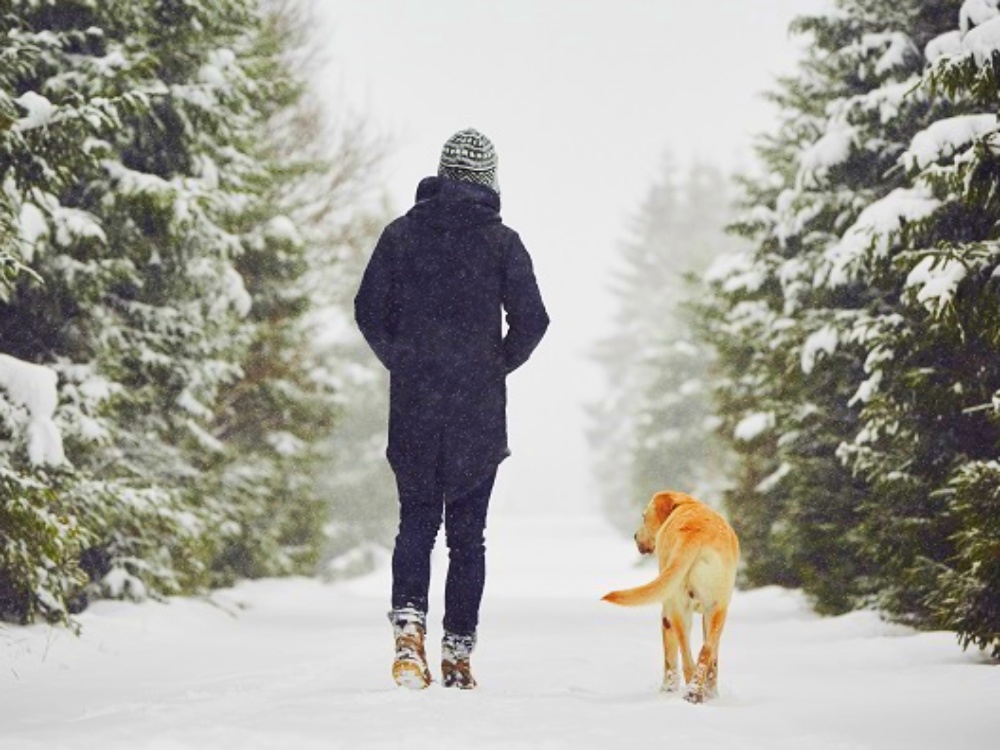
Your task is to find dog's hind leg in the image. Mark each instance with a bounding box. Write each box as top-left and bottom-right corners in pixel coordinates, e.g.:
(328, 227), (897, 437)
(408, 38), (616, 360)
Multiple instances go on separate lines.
(674, 605), (696, 685)
(702, 609), (720, 699)
(660, 608), (680, 692)
(685, 604), (728, 704)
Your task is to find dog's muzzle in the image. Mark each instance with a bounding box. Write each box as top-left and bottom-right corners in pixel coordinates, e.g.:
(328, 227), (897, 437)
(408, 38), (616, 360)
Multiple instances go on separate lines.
(634, 533), (653, 556)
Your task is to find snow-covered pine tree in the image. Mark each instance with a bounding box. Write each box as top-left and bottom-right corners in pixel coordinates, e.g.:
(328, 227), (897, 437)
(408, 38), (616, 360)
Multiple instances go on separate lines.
(0, 20), (40, 297)
(0, 350), (81, 623)
(204, 0), (388, 584)
(591, 157), (738, 533)
(702, 0), (954, 612)
(830, 0), (1000, 655)
(1, 0), (386, 621)
(0, 0), (191, 621)
(705, 0), (1000, 654)
(631, 163), (737, 511)
(590, 156), (682, 532)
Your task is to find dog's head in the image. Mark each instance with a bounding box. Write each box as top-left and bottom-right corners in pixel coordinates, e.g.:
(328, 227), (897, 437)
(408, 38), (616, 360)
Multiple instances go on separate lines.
(634, 492), (680, 555)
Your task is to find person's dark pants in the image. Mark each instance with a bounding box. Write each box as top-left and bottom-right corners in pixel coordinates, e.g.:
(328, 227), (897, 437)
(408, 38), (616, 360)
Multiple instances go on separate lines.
(391, 469), (497, 636)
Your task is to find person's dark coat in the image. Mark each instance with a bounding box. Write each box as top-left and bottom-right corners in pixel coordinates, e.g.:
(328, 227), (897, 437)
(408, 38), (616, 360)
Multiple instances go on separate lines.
(355, 176), (549, 502)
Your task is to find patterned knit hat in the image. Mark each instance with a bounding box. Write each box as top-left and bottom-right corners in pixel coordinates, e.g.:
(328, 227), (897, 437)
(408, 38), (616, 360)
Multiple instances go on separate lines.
(438, 128), (499, 193)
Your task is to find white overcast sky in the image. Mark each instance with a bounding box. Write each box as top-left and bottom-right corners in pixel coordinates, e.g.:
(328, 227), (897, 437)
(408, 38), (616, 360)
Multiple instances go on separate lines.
(314, 0), (827, 514)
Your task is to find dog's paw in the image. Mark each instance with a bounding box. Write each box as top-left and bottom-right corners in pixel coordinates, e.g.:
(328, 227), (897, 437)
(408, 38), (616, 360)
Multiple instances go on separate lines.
(660, 670), (680, 693)
(683, 686), (706, 704)
(684, 682), (719, 704)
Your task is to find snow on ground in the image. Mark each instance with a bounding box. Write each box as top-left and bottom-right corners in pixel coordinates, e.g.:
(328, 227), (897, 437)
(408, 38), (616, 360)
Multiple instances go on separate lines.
(2, 512), (998, 750)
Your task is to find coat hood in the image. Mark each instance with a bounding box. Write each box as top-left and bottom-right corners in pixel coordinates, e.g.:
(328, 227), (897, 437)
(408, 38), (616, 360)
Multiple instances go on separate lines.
(407, 176), (502, 232)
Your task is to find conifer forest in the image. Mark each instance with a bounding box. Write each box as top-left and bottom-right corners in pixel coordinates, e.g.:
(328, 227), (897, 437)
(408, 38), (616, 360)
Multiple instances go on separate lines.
(594, 0), (1000, 659)
(3, 0), (999, 667)
(1, 0), (393, 625)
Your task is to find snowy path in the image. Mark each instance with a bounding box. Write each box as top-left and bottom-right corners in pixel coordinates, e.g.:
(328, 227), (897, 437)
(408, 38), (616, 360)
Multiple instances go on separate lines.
(2, 514), (998, 750)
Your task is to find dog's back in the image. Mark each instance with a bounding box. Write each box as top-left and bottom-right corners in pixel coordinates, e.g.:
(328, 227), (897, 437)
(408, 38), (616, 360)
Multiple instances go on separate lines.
(603, 493), (738, 609)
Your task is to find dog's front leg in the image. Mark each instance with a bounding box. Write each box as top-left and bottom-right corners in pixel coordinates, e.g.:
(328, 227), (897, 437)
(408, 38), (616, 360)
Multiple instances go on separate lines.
(660, 610), (680, 693)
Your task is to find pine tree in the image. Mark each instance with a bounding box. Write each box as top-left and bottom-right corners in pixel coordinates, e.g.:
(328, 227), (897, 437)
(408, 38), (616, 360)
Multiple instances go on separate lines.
(702, 0), (953, 612)
(592, 157), (738, 532)
(846, 1), (1000, 653)
(703, 0), (1000, 655)
(0, 17), (37, 297)
(0, 0), (386, 621)
(1, 0), (196, 620)
(204, 0), (389, 584)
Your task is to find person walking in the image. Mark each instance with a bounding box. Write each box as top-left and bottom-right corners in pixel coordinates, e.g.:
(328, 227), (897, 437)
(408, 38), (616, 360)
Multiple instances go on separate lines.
(354, 128), (549, 690)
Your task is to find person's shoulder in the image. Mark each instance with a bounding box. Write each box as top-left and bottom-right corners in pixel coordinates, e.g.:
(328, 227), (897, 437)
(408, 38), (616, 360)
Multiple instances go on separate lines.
(495, 224), (530, 254)
(384, 215), (410, 233)
(490, 221), (520, 243)
(378, 215), (412, 244)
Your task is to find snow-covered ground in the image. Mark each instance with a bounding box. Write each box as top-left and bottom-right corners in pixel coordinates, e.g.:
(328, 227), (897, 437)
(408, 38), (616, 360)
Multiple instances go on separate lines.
(2, 513), (997, 750)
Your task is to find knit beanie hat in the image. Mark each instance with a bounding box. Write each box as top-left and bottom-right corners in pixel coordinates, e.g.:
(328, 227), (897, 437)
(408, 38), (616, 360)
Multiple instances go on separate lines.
(438, 128), (499, 193)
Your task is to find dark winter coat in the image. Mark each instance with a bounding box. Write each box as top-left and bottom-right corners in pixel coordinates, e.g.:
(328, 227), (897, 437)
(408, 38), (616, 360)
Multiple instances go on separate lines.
(355, 176), (549, 502)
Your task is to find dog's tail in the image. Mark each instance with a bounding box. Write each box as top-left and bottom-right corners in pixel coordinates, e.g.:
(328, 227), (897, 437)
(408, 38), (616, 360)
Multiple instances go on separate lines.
(601, 539), (702, 607)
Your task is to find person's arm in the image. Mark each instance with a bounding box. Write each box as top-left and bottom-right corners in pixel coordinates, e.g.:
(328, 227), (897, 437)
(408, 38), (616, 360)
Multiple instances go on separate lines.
(354, 226), (397, 370)
(502, 233), (549, 374)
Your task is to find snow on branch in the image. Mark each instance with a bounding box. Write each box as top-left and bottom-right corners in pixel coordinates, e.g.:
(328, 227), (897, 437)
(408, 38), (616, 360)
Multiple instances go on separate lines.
(816, 187), (941, 288)
(905, 256), (968, 315)
(0, 353), (66, 466)
(933, 5), (1000, 68)
(755, 462), (791, 494)
(12, 91), (57, 132)
(841, 32), (919, 81)
(264, 216), (303, 247)
(798, 125), (858, 188)
(51, 206), (106, 248)
(801, 325), (839, 375)
(18, 202), (47, 263)
(926, 4), (1000, 100)
(961, 14), (1000, 64)
(901, 114), (998, 170)
(734, 412), (775, 442)
(829, 77), (923, 127)
(961, 0), (1000, 35)
(866, 32), (919, 76)
(704, 251), (765, 294)
(925, 31), (964, 63)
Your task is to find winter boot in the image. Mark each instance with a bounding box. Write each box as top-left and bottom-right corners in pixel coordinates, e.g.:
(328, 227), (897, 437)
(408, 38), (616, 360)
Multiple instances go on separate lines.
(389, 608), (431, 689)
(441, 631), (477, 689)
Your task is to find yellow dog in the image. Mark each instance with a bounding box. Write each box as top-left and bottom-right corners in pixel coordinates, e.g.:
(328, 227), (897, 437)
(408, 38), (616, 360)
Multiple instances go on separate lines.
(603, 491), (739, 703)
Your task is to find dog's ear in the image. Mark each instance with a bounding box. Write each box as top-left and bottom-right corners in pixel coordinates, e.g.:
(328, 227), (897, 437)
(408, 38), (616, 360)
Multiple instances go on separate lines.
(651, 492), (677, 526)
